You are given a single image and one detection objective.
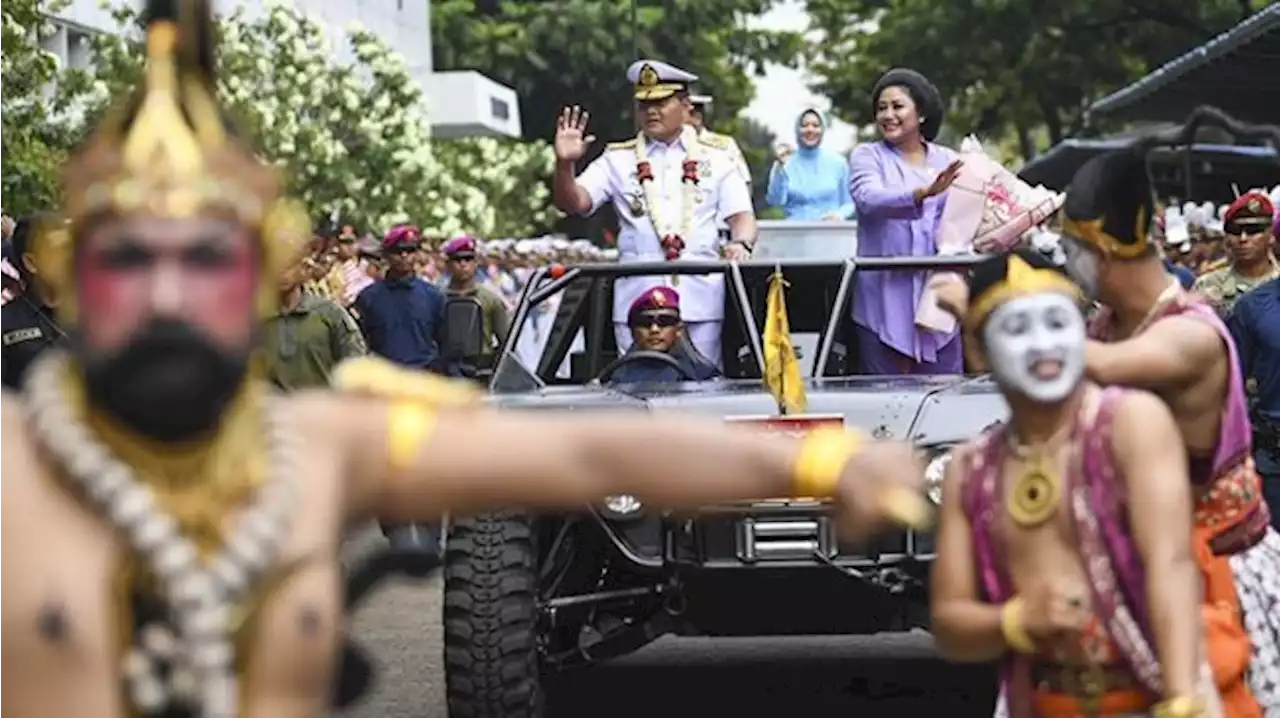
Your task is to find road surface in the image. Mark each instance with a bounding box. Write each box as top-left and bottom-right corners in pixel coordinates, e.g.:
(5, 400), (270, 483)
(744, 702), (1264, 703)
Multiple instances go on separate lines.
(338, 528), (998, 718)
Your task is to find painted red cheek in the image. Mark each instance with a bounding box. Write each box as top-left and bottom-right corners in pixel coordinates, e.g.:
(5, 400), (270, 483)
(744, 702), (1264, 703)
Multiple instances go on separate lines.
(77, 252), (260, 339)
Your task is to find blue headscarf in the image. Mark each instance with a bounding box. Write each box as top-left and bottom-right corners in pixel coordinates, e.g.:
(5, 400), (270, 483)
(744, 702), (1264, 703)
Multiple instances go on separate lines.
(765, 108), (854, 220)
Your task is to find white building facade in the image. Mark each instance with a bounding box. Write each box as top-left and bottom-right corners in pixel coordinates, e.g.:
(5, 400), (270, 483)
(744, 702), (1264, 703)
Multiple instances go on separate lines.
(42, 0), (520, 138)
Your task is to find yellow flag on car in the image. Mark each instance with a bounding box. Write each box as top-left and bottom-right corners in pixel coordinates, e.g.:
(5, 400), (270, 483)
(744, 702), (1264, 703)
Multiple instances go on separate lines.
(763, 267), (807, 414)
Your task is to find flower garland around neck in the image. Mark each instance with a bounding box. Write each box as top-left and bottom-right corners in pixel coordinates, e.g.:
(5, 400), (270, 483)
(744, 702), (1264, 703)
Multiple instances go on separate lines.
(635, 127), (701, 261)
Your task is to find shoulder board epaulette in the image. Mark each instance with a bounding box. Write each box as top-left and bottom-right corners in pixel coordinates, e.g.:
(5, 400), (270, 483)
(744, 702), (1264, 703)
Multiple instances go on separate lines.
(698, 132), (731, 150)
(606, 139), (638, 150)
(332, 356), (481, 408)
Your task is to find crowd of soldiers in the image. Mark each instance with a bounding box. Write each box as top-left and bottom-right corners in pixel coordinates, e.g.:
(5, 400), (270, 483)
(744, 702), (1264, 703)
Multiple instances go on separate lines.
(293, 226), (619, 310)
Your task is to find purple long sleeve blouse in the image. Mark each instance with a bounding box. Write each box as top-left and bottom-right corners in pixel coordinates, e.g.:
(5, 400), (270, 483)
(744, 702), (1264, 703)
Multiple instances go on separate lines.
(848, 140), (960, 366)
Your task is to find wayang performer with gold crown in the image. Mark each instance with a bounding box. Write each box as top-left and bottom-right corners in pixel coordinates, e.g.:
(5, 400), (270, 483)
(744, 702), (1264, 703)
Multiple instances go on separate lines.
(931, 248), (1249, 718)
(933, 107), (1280, 716)
(0, 2), (934, 716)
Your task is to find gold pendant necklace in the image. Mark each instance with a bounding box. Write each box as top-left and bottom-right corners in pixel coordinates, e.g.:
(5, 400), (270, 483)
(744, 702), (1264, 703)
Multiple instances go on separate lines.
(1005, 421), (1073, 528)
(1007, 452), (1061, 528)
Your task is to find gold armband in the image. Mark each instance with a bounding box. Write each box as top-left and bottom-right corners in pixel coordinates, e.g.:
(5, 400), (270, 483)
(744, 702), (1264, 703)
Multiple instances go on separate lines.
(387, 400), (439, 475)
(791, 428), (931, 528)
(792, 427), (864, 498)
(1153, 697), (1206, 718)
(1000, 597), (1036, 654)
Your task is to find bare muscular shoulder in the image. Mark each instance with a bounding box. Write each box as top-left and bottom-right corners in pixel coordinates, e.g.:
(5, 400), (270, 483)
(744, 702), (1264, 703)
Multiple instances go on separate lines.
(1109, 388), (1189, 491)
(1146, 314), (1224, 369)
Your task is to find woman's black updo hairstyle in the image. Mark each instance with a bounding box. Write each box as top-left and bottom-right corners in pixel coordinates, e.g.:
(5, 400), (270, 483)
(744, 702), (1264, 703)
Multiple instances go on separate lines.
(870, 68), (945, 142)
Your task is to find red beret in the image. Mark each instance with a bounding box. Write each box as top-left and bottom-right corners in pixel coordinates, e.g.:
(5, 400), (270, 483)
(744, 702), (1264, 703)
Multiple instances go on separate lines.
(629, 286), (680, 317)
(1224, 192), (1275, 229)
(442, 236), (478, 257)
(382, 224), (421, 249)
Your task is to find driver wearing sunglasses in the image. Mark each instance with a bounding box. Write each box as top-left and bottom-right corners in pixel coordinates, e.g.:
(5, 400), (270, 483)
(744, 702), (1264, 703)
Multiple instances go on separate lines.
(607, 286), (721, 384)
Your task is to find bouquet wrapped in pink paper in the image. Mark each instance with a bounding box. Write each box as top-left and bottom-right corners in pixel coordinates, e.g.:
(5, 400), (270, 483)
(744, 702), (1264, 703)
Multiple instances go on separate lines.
(916, 136), (1065, 333)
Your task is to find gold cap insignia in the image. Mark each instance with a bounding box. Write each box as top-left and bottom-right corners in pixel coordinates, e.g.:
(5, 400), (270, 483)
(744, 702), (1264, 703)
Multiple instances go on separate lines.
(652, 290), (666, 306)
(638, 64), (660, 88)
(1248, 198), (1262, 213)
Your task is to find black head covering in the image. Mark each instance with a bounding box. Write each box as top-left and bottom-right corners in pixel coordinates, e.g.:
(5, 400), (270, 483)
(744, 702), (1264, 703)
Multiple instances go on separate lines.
(1061, 149), (1154, 259)
(966, 247), (1080, 329)
(871, 68), (945, 142)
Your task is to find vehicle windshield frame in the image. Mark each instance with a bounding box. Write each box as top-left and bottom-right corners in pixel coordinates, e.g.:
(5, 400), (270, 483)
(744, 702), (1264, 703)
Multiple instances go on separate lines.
(490, 255), (989, 394)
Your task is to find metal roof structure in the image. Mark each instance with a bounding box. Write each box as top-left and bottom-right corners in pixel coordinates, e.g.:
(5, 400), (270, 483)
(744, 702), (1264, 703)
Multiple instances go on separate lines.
(1087, 4), (1280, 124)
(1018, 139), (1280, 200)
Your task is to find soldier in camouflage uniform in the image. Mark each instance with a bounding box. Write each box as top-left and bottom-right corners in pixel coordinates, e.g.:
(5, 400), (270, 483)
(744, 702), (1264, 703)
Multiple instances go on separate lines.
(1192, 191), (1278, 318)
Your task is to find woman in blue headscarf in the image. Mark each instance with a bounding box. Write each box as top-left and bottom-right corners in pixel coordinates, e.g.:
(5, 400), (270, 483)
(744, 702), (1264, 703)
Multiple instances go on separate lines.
(765, 108), (855, 220)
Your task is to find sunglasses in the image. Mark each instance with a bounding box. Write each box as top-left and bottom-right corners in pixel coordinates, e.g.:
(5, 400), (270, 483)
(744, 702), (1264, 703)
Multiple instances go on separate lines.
(450, 254), (477, 262)
(1225, 223), (1269, 236)
(630, 312), (680, 329)
(388, 245), (418, 255)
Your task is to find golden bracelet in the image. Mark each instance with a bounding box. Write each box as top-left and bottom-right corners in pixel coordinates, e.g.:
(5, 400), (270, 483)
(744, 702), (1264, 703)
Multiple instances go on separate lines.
(791, 427), (931, 528)
(1152, 696), (1206, 718)
(1000, 597), (1036, 654)
(387, 400), (439, 475)
(792, 427), (864, 498)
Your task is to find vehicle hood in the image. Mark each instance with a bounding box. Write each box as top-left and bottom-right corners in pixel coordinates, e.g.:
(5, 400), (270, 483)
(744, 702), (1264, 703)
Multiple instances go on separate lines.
(487, 375), (1009, 445)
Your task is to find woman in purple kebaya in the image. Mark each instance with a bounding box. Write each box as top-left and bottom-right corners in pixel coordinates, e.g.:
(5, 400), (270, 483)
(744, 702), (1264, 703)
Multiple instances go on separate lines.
(849, 68), (965, 375)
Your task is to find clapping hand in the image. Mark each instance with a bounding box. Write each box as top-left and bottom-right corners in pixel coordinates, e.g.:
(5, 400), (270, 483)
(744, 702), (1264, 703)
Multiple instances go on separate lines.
(1020, 580), (1089, 644)
(554, 106), (596, 163)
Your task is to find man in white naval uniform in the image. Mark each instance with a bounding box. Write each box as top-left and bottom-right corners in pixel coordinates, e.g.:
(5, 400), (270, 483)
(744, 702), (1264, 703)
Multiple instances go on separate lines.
(551, 59), (758, 366)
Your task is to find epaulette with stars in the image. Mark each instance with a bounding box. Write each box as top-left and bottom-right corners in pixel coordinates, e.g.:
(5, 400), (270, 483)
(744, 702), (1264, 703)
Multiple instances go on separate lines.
(697, 132), (731, 151)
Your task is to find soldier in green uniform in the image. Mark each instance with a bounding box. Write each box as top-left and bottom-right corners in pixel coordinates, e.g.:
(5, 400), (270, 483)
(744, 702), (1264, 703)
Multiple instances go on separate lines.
(1192, 191), (1278, 317)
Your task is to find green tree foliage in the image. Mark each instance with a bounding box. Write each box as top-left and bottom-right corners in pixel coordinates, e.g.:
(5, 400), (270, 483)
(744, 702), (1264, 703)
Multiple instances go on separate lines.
(15, 0), (556, 236)
(432, 0), (804, 149)
(1, 0), (85, 215)
(804, 0), (1262, 160)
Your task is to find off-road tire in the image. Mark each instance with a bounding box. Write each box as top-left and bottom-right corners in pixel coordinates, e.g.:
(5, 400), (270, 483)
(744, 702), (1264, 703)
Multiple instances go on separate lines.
(443, 511), (543, 717)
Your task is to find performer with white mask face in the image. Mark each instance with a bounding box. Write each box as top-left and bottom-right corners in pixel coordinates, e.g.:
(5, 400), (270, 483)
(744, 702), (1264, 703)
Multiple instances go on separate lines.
(981, 291), (1086, 405)
(931, 248), (1244, 718)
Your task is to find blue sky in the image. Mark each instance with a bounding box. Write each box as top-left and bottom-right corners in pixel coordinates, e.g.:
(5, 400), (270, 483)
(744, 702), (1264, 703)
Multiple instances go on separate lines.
(742, 0), (858, 154)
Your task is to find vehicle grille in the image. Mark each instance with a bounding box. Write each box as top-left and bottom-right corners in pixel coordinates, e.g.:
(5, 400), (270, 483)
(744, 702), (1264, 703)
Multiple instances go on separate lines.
(692, 511), (934, 564)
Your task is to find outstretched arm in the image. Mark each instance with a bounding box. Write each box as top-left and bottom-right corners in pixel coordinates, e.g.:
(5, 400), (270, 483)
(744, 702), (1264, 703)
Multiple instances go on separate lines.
(324, 392), (926, 540)
(1111, 390), (1199, 699)
(930, 444), (1008, 662)
(848, 144), (924, 221)
(1085, 316), (1222, 391)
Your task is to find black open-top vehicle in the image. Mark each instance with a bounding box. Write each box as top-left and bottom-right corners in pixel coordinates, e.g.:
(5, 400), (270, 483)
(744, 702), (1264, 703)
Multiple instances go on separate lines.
(441, 243), (1010, 717)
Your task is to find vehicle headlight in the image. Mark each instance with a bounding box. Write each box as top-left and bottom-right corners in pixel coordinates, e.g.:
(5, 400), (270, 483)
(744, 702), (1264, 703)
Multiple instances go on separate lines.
(600, 494), (644, 519)
(924, 450), (953, 505)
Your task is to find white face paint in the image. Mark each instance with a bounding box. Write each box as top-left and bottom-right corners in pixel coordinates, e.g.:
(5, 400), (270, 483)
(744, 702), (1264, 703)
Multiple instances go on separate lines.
(982, 293), (1086, 403)
(1060, 235), (1100, 299)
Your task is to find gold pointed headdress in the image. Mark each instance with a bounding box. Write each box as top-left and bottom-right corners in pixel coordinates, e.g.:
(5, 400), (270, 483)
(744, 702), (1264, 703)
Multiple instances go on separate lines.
(966, 251), (1082, 329)
(34, 0), (309, 321)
